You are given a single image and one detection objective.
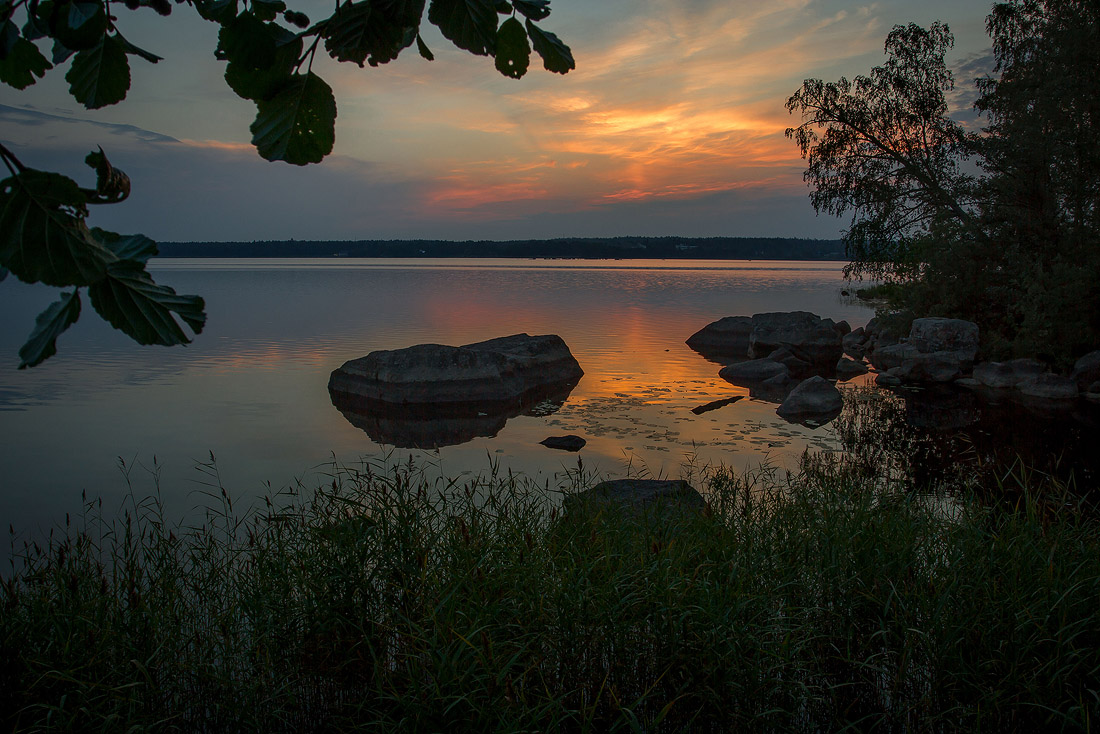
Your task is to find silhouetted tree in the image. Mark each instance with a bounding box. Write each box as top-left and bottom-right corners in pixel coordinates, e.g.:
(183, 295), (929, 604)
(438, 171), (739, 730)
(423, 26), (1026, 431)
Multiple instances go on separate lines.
(787, 1), (1100, 365)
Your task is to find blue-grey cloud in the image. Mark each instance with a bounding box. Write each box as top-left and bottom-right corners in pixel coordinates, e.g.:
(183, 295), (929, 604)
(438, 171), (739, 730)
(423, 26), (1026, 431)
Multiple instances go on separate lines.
(0, 104), (179, 143)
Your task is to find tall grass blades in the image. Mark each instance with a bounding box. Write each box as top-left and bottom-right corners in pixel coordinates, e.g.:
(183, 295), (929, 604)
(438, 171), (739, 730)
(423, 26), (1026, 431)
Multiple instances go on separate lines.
(2, 450), (1098, 732)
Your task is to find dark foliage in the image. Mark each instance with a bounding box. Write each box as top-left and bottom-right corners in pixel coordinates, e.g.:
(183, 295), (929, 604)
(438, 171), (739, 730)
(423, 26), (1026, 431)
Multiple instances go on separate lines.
(788, 1), (1100, 367)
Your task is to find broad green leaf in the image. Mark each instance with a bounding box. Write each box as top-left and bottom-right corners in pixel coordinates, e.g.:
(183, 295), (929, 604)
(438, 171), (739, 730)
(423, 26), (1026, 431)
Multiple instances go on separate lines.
(494, 16), (528, 79)
(415, 32), (433, 60)
(251, 0), (284, 21)
(51, 39), (74, 64)
(0, 37), (52, 89)
(89, 260), (206, 346)
(219, 12), (300, 100)
(66, 35), (130, 108)
(195, 0), (236, 24)
(91, 228), (158, 263)
(84, 147), (130, 203)
(0, 20), (19, 58)
(18, 289), (81, 368)
(322, 1), (371, 65)
(50, 0), (107, 51)
(216, 12), (277, 64)
(375, 0), (425, 27)
(511, 0), (549, 21)
(250, 72), (336, 165)
(0, 171), (113, 287)
(428, 0), (497, 56)
(525, 19), (571, 73)
(22, 7), (51, 41)
(117, 34), (163, 63)
(323, 0), (415, 67)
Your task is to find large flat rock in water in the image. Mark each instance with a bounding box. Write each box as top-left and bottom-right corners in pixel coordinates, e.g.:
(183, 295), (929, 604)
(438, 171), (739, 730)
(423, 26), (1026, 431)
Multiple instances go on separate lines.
(329, 333), (584, 407)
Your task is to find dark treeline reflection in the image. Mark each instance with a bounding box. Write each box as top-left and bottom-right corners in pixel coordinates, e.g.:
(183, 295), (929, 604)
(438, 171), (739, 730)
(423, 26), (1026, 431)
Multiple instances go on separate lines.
(838, 386), (1100, 503)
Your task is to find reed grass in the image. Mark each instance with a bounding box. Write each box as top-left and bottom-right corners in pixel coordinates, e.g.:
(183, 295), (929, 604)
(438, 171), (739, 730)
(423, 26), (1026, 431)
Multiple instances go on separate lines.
(2, 445), (1098, 732)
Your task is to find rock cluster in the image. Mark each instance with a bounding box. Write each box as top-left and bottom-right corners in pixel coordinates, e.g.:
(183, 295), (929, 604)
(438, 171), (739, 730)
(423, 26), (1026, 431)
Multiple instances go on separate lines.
(690, 312), (851, 425)
(689, 311), (845, 368)
(856, 319), (1100, 405)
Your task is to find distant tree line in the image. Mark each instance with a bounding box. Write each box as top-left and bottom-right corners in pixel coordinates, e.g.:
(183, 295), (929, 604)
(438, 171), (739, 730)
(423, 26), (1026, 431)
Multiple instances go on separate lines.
(158, 237), (846, 260)
(787, 0), (1099, 367)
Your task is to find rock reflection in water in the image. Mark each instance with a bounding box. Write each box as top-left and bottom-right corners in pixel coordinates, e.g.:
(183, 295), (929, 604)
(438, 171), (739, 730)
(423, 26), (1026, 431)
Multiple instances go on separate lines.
(329, 380), (579, 449)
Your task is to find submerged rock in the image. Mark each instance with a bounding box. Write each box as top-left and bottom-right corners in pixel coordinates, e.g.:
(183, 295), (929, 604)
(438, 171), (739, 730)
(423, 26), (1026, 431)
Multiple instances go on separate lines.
(540, 435), (587, 451)
(690, 396), (743, 415)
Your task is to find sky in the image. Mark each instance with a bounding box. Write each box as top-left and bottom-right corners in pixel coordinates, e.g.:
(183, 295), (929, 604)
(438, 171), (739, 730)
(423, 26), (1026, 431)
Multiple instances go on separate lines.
(0, 0), (995, 242)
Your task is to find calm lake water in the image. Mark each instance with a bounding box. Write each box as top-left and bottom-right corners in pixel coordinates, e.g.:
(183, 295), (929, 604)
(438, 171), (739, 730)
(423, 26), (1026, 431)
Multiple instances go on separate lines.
(1, 258), (874, 532)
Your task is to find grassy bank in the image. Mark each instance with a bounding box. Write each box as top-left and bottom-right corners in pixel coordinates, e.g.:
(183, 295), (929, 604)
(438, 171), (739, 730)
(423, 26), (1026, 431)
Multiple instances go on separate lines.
(2, 448), (1099, 732)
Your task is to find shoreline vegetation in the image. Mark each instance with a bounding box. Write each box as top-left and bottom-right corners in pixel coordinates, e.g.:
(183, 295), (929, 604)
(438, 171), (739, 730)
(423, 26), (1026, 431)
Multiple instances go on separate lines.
(3, 393), (1098, 732)
(156, 237), (846, 260)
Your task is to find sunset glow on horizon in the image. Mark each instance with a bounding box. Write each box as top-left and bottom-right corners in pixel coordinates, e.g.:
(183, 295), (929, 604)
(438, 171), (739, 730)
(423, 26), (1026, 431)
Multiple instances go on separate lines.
(0, 0), (993, 241)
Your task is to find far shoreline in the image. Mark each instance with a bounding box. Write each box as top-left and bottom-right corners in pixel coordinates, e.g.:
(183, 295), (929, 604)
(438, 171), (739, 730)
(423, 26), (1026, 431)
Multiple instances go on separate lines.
(157, 236), (846, 261)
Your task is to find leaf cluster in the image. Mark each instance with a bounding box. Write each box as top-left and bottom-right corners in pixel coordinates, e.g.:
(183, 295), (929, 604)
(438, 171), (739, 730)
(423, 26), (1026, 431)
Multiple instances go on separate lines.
(0, 146), (206, 368)
(2, 0), (574, 165)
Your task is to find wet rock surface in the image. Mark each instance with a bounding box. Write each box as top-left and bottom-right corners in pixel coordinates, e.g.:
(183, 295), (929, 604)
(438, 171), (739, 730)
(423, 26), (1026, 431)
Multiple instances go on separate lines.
(685, 316), (753, 362)
(908, 317), (980, 364)
(688, 311), (842, 367)
(836, 357), (869, 381)
(718, 359), (789, 386)
(747, 311), (843, 366)
(328, 333), (583, 449)
(329, 333), (583, 407)
(776, 375), (843, 424)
